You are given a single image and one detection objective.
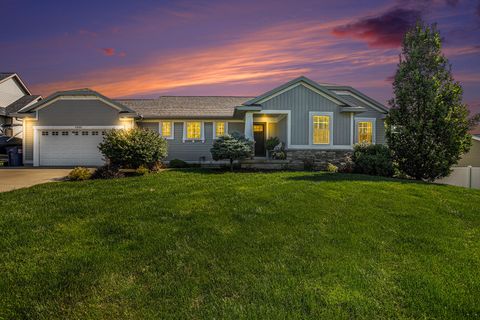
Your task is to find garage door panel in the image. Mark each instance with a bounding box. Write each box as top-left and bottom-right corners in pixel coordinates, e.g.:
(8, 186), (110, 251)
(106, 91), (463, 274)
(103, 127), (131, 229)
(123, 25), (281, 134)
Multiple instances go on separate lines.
(39, 130), (106, 166)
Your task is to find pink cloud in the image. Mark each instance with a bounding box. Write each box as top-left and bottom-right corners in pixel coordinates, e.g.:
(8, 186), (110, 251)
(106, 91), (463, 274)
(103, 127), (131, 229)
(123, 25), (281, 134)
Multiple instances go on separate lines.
(102, 48), (115, 56)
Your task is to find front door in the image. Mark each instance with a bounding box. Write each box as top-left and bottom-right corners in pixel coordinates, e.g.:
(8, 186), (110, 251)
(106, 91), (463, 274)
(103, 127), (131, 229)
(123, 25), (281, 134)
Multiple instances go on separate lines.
(253, 123), (266, 157)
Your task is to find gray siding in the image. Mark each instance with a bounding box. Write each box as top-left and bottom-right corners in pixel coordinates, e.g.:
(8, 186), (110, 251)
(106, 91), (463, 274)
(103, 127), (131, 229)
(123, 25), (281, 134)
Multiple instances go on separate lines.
(227, 122), (244, 135)
(261, 84), (351, 146)
(137, 122), (159, 132)
(277, 117), (287, 145)
(37, 100), (122, 126)
(458, 139), (480, 167)
(167, 122), (214, 161)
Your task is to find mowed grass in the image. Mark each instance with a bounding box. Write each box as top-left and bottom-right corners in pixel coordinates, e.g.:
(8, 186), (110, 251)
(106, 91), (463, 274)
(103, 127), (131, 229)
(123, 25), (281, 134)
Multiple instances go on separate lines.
(0, 170), (479, 319)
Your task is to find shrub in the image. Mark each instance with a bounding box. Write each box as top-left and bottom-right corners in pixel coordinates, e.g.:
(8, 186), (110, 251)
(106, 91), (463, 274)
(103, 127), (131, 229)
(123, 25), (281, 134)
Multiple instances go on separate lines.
(68, 167), (92, 181)
(272, 142), (287, 160)
(352, 143), (394, 177)
(98, 128), (168, 169)
(149, 161), (166, 172)
(338, 155), (354, 173)
(210, 133), (253, 171)
(169, 159), (189, 168)
(91, 164), (124, 180)
(303, 158), (315, 171)
(135, 165), (150, 175)
(265, 137), (280, 151)
(327, 163), (338, 173)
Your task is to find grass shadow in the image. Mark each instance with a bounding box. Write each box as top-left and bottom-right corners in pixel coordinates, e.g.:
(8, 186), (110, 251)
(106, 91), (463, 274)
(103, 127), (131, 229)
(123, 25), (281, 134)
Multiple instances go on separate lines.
(285, 172), (427, 185)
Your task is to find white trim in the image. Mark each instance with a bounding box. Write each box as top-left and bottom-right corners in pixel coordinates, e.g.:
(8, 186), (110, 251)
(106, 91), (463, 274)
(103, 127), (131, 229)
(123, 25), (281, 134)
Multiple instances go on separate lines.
(258, 82), (343, 105)
(138, 119), (244, 123)
(213, 121), (228, 139)
(473, 136), (480, 142)
(32, 125), (122, 167)
(309, 111), (333, 146)
(22, 96), (126, 113)
(159, 121), (174, 140)
(182, 121), (205, 143)
(354, 117), (376, 144)
(334, 91), (387, 113)
(252, 110), (291, 147)
(350, 113), (354, 146)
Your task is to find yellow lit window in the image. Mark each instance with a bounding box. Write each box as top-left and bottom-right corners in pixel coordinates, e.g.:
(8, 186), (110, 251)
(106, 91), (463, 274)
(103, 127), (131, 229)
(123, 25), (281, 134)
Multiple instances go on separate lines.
(358, 121), (373, 143)
(313, 115), (330, 144)
(215, 122), (225, 137)
(161, 121), (172, 138)
(186, 121), (202, 139)
(253, 124), (264, 132)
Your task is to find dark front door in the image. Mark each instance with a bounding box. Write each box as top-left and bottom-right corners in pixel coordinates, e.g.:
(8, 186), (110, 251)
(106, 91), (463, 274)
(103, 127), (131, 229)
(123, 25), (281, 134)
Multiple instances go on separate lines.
(253, 123), (266, 157)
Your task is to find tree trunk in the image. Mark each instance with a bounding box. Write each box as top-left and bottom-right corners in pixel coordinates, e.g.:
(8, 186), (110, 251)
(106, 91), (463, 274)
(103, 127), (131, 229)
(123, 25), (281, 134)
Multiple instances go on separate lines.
(230, 158), (234, 172)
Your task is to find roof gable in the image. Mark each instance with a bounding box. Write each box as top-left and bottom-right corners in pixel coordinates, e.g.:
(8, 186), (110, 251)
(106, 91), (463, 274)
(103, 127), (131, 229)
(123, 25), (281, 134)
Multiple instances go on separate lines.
(17, 88), (136, 115)
(0, 73), (31, 95)
(243, 76), (354, 107)
(324, 85), (388, 113)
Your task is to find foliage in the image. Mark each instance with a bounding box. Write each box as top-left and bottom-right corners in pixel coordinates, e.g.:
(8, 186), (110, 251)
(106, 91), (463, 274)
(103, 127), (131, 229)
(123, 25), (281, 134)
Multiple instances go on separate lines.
(210, 133), (253, 171)
(272, 142), (287, 160)
(265, 137), (280, 151)
(149, 161), (166, 172)
(303, 157), (315, 171)
(98, 128), (168, 169)
(326, 163), (338, 173)
(135, 165), (150, 175)
(67, 167), (92, 181)
(386, 21), (477, 181)
(91, 164), (124, 179)
(1, 170), (480, 319)
(338, 155), (354, 173)
(352, 143), (394, 177)
(169, 159), (189, 168)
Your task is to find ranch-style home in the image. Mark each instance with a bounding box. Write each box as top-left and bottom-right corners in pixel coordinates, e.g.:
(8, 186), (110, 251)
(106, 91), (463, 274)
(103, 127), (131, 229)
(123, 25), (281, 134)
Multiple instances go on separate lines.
(2, 75), (390, 167)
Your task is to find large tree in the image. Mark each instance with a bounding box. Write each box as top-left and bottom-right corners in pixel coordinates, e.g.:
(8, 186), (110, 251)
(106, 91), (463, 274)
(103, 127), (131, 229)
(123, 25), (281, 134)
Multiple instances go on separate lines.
(386, 21), (476, 181)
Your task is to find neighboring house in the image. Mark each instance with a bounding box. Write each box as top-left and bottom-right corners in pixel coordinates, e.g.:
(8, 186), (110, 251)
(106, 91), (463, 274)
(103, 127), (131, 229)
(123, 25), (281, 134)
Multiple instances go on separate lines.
(457, 135), (480, 167)
(13, 76), (391, 167)
(0, 72), (41, 138)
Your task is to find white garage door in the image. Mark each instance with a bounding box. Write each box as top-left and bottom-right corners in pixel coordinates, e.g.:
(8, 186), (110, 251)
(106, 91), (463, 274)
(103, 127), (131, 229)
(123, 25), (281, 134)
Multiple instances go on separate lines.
(39, 129), (106, 166)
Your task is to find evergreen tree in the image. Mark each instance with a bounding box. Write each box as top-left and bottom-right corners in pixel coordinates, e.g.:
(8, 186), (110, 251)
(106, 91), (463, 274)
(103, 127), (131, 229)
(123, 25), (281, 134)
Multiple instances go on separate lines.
(386, 21), (476, 181)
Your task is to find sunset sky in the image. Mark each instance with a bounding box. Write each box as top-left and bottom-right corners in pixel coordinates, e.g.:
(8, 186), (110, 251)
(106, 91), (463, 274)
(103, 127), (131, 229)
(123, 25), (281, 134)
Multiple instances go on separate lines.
(2, 0), (480, 114)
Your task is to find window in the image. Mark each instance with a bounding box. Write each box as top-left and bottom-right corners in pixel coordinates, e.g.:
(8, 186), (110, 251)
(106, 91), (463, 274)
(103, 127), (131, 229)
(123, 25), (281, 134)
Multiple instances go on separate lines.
(161, 121), (173, 139)
(41, 131), (49, 136)
(52, 131), (59, 136)
(358, 122), (373, 143)
(214, 121), (226, 138)
(61, 131), (69, 136)
(185, 121), (202, 140)
(92, 131), (99, 136)
(72, 131), (79, 136)
(82, 131), (89, 136)
(355, 118), (375, 144)
(253, 124), (264, 132)
(312, 115), (330, 144)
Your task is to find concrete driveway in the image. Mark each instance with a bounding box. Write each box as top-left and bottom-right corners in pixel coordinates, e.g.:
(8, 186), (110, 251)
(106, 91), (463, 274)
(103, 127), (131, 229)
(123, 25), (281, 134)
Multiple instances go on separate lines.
(0, 168), (71, 192)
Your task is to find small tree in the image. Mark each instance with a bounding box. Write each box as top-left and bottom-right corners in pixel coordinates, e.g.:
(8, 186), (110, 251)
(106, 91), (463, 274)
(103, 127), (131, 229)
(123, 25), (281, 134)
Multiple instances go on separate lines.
(210, 133), (253, 171)
(386, 21), (477, 181)
(98, 128), (168, 169)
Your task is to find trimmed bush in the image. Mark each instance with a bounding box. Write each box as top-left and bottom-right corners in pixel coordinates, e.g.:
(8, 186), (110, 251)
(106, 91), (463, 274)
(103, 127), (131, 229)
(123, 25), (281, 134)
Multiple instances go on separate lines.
(352, 143), (394, 177)
(338, 155), (354, 174)
(169, 159), (189, 168)
(210, 133), (253, 171)
(91, 164), (124, 180)
(68, 167), (92, 181)
(266, 137), (280, 151)
(98, 128), (168, 169)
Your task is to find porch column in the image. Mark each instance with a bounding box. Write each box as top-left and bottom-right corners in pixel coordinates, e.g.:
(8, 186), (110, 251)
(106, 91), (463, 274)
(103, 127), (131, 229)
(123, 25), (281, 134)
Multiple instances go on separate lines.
(244, 112), (254, 141)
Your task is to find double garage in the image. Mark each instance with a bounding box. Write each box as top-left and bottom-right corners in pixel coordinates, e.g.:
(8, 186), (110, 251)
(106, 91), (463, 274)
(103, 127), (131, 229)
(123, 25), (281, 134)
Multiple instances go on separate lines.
(37, 129), (107, 166)
(18, 89), (137, 167)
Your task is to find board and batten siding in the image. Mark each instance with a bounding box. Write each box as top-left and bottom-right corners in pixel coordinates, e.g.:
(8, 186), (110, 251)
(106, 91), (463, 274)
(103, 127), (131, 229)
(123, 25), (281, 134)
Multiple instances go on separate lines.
(260, 84), (351, 146)
(138, 121), (241, 161)
(0, 78), (25, 108)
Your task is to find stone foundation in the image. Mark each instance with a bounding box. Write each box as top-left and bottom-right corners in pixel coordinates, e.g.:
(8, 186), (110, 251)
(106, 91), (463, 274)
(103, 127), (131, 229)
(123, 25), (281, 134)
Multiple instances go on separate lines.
(285, 149), (351, 171)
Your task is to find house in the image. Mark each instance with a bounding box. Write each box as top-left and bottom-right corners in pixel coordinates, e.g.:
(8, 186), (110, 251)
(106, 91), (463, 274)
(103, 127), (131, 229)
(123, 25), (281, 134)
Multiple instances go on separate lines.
(0, 73), (42, 138)
(10, 76), (391, 167)
(457, 135), (480, 167)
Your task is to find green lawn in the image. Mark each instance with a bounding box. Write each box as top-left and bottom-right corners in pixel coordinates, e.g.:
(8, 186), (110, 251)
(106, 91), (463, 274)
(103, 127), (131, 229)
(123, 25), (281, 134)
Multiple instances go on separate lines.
(1, 170), (479, 319)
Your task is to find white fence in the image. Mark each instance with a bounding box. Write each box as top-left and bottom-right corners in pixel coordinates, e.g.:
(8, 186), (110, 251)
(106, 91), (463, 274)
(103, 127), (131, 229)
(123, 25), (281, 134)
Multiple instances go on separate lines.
(436, 166), (480, 189)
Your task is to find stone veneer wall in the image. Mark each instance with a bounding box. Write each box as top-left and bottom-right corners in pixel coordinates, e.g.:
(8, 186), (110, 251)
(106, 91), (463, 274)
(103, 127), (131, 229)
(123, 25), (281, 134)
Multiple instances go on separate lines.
(285, 149), (352, 170)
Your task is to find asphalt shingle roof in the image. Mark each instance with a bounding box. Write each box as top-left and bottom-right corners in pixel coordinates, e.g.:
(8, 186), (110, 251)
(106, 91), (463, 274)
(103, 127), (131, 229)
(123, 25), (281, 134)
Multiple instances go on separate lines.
(116, 96), (253, 118)
(5, 95), (41, 115)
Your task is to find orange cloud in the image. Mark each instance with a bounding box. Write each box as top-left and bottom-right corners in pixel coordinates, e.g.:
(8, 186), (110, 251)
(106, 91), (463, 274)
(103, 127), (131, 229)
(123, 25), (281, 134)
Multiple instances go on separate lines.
(31, 19), (402, 98)
(102, 48), (115, 56)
